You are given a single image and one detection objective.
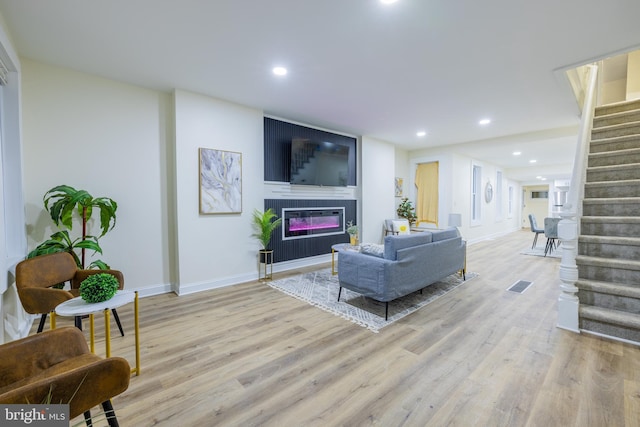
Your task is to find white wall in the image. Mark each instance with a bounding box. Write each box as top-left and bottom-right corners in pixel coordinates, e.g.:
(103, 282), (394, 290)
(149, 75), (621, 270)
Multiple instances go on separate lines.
(22, 59), (172, 295)
(627, 50), (640, 101)
(409, 148), (522, 243)
(173, 90), (264, 294)
(361, 136), (395, 244)
(0, 15), (28, 342)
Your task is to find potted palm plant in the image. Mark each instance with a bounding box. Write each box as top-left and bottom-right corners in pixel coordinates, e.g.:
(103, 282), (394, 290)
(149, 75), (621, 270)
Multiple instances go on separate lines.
(252, 208), (282, 280)
(28, 185), (117, 269)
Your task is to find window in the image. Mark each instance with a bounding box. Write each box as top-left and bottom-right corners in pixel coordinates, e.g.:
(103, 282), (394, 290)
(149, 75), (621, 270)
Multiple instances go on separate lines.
(495, 171), (503, 221)
(471, 164), (482, 224)
(531, 191), (549, 199)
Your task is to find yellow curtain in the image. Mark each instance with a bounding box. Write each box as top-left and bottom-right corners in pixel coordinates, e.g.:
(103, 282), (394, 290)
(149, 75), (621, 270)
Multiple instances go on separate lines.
(415, 162), (439, 226)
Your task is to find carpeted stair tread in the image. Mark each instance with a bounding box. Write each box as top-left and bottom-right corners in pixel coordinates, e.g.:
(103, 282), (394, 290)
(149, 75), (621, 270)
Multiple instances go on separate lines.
(585, 179), (640, 188)
(595, 99), (640, 116)
(590, 134), (640, 153)
(582, 196), (640, 204)
(593, 109), (640, 128)
(576, 255), (640, 271)
(584, 179), (640, 198)
(579, 235), (640, 246)
(588, 146), (640, 159)
(579, 305), (640, 330)
(586, 163), (640, 181)
(581, 216), (640, 224)
(577, 279), (640, 298)
(591, 121), (640, 140)
(588, 147), (640, 168)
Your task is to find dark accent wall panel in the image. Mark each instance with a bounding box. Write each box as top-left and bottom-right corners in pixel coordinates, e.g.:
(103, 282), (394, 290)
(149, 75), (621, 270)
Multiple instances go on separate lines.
(264, 117), (357, 186)
(266, 199), (357, 263)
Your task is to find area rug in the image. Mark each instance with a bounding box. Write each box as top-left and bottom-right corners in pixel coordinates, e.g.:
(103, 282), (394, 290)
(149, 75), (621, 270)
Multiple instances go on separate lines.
(520, 245), (561, 258)
(267, 268), (478, 333)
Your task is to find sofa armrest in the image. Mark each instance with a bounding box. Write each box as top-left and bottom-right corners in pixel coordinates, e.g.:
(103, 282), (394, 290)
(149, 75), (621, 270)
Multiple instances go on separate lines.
(337, 250), (394, 299)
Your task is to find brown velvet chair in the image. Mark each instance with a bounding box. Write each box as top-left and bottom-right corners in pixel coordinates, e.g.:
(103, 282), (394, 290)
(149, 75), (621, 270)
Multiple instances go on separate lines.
(15, 252), (126, 335)
(0, 327), (130, 426)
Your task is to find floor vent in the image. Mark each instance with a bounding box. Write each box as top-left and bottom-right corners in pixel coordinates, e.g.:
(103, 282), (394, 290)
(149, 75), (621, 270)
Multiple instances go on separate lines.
(508, 280), (533, 294)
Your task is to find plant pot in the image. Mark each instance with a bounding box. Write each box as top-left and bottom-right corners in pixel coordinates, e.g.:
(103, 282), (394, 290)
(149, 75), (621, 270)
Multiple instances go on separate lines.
(350, 236), (358, 246)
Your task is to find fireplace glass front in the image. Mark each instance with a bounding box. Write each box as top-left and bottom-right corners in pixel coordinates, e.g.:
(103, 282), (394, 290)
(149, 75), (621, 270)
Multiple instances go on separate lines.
(282, 207), (345, 240)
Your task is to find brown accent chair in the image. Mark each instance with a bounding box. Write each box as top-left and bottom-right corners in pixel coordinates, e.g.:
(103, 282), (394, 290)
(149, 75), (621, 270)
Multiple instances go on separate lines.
(0, 327), (130, 426)
(15, 252), (126, 335)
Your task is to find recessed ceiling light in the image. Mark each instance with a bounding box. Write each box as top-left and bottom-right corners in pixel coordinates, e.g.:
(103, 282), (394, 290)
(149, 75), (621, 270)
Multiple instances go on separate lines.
(416, 131), (427, 137)
(479, 119), (491, 125)
(513, 151), (521, 156)
(536, 176), (542, 179)
(529, 159), (537, 163)
(272, 66), (287, 76)
(380, 0), (399, 4)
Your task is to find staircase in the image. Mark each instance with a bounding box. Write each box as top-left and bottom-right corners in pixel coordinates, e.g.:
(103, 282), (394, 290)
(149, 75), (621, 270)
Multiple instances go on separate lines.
(576, 98), (640, 343)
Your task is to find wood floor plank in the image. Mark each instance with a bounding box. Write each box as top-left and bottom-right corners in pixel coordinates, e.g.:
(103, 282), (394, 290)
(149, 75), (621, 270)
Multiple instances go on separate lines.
(53, 230), (640, 426)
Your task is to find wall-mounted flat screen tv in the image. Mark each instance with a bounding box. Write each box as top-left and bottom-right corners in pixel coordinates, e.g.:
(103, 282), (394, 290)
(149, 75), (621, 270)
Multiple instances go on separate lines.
(290, 138), (350, 186)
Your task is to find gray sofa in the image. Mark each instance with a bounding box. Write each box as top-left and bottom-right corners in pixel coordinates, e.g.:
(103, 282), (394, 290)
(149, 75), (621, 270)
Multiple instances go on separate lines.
(337, 228), (466, 319)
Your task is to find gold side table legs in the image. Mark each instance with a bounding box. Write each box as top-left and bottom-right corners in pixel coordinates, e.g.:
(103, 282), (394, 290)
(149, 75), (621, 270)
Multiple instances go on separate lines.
(133, 291), (140, 376)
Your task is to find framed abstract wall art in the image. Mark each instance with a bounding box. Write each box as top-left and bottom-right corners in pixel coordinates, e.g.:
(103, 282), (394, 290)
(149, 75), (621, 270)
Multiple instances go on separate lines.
(395, 177), (403, 197)
(199, 148), (242, 214)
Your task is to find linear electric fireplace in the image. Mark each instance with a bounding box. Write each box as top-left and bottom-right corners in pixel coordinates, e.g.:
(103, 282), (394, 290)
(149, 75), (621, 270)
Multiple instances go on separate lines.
(282, 207), (345, 240)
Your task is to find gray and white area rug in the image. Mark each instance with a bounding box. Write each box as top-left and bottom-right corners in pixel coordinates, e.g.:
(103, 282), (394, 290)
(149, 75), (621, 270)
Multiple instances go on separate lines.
(267, 268), (478, 333)
(520, 244), (562, 259)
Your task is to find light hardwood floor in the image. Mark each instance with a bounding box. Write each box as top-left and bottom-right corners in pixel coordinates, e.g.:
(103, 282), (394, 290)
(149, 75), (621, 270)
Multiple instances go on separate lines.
(56, 230), (640, 426)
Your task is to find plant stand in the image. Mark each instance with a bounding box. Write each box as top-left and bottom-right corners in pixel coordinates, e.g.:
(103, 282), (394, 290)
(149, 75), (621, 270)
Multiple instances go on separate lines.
(259, 249), (274, 281)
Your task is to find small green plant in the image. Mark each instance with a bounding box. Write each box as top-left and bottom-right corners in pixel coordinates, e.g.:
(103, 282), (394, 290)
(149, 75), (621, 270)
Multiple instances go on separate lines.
(397, 197), (418, 225)
(252, 208), (283, 250)
(346, 220), (358, 237)
(80, 273), (119, 303)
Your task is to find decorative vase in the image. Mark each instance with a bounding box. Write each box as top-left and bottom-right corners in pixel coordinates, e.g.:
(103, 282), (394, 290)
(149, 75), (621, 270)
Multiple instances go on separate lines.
(350, 235), (358, 246)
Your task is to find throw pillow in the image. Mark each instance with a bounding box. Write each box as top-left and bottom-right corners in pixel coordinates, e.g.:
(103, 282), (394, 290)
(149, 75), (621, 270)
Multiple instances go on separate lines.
(392, 219), (410, 235)
(360, 243), (384, 258)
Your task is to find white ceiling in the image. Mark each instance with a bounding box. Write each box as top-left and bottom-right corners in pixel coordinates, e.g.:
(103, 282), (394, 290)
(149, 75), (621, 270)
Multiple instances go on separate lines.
(1, 0), (640, 183)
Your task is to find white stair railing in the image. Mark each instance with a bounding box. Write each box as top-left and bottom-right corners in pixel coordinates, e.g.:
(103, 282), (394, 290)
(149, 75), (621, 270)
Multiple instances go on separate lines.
(557, 64), (599, 332)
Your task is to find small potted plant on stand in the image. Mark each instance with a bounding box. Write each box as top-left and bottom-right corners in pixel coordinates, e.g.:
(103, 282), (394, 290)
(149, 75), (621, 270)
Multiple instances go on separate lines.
(252, 208), (282, 281)
(346, 220), (359, 246)
(397, 197), (418, 226)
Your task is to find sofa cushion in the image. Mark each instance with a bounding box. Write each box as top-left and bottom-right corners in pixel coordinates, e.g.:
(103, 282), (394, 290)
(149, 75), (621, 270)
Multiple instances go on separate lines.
(360, 243), (384, 258)
(431, 228), (460, 242)
(383, 232), (433, 260)
(391, 219), (410, 235)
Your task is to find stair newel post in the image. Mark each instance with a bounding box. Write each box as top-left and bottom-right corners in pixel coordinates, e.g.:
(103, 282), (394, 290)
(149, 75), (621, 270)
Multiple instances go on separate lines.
(557, 205), (580, 332)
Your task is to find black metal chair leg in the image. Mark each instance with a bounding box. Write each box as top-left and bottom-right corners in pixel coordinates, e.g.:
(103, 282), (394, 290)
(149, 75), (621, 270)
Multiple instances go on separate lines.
(84, 410), (93, 426)
(102, 400), (120, 427)
(74, 315), (83, 330)
(112, 309), (125, 336)
(337, 287), (342, 302)
(532, 233), (538, 249)
(36, 313), (47, 333)
(463, 269), (466, 281)
(385, 302), (389, 321)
